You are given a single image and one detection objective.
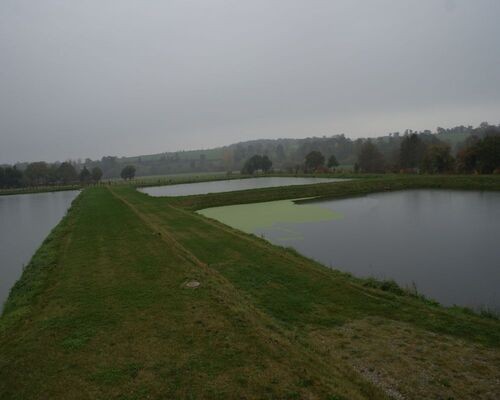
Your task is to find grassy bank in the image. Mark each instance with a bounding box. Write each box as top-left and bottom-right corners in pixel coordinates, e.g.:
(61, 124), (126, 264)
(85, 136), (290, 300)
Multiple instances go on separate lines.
(170, 174), (500, 210)
(1, 176), (500, 399)
(0, 171), (259, 196)
(0, 184), (81, 196)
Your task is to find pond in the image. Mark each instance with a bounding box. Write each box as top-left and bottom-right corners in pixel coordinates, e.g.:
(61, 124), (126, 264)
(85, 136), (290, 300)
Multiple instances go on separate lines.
(140, 177), (346, 197)
(199, 190), (500, 311)
(0, 190), (80, 310)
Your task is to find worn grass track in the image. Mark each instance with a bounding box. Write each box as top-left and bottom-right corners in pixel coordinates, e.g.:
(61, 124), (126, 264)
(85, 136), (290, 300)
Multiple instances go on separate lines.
(1, 176), (500, 399)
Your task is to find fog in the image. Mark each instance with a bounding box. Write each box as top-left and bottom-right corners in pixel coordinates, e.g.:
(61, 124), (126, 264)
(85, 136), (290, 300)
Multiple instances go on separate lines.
(1, 0), (499, 163)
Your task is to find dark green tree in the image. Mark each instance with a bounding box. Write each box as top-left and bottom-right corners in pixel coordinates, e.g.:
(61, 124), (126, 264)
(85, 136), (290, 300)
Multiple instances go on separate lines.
(4, 166), (24, 187)
(399, 134), (426, 170)
(120, 165), (136, 180)
(456, 146), (478, 173)
(57, 162), (78, 184)
(25, 162), (49, 186)
(421, 144), (455, 174)
(304, 151), (325, 172)
(261, 155), (272, 173)
(241, 155), (263, 174)
(79, 166), (91, 183)
(456, 135), (500, 173)
(327, 154), (339, 169)
(357, 141), (385, 173)
(91, 167), (103, 182)
(46, 164), (59, 185)
(475, 135), (500, 173)
(0, 167), (5, 188)
(100, 156), (118, 177)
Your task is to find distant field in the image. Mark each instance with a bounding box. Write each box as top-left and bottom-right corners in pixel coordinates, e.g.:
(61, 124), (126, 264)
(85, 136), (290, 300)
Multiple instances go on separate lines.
(108, 170), (233, 182)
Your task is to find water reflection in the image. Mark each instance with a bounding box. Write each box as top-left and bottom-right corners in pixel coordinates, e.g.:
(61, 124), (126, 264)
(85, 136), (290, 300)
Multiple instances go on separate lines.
(140, 177), (347, 197)
(205, 190), (500, 310)
(0, 191), (79, 309)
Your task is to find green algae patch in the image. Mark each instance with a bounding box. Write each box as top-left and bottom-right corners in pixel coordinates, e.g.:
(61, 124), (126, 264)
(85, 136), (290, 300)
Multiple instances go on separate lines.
(197, 199), (342, 233)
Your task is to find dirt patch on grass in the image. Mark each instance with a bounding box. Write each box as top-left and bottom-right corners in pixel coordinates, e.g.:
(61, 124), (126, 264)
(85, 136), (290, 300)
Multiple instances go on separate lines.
(308, 317), (500, 400)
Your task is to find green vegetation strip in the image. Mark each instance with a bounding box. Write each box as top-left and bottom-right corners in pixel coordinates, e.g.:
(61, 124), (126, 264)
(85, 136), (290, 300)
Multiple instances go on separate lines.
(1, 175), (500, 399)
(173, 174), (500, 210)
(0, 184), (81, 196)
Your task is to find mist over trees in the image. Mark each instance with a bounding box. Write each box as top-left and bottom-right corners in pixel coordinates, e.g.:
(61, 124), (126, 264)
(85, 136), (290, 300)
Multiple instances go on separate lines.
(120, 165), (136, 180)
(304, 151), (325, 172)
(91, 167), (103, 182)
(0, 166), (23, 188)
(57, 162), (78, 184)
(1, 122), (499, 189)
(327, 155), (339, 169)
(0, 160), (103, 189)
(357, 141), (386, 173)
(79, 166), (91, 183)
(68, 122), (500, 177)
(399, 134), (427, 170)
(24, 162), (50, 186)
(239, 123), (499, 175)
(241, 155), (272, 174)
(421, 144), (455, 174)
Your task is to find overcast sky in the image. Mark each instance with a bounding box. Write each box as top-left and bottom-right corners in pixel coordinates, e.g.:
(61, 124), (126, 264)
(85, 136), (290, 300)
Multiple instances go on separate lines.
(1, 0), (499, 163)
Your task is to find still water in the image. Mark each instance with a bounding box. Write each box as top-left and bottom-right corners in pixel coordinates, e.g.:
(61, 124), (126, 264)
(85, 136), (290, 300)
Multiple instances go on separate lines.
(200, 190), (500, 310)
(140, 177), (346, 197)
(0, 191), (79, 309)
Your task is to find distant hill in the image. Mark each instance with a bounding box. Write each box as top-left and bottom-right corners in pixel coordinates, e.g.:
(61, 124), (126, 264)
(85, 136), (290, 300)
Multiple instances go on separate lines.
(78, 122), (498, 178)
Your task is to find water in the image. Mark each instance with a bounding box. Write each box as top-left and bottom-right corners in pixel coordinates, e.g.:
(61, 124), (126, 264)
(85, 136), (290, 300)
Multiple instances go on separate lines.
(0, 191), (79, 309)
(200, 190), (500, 310)
(140, 177), (346, 197)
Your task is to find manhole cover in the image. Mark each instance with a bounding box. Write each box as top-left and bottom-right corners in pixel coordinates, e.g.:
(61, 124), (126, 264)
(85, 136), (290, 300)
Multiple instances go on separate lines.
(185, 280), (201, 289)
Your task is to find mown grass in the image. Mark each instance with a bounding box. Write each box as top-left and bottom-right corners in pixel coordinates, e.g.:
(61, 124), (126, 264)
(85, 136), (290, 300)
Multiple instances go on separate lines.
(1, 175), (500, 399)
(0, 187), (383, 399)
(123, 180), (500, 345)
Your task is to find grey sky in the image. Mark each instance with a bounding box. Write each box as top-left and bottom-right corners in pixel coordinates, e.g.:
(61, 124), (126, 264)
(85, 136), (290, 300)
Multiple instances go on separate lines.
(1, 0), (499, 163)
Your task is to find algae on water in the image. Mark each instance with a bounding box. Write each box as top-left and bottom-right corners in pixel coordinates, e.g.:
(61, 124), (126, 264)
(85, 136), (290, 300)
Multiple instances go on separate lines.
(198, 199), (342, 234)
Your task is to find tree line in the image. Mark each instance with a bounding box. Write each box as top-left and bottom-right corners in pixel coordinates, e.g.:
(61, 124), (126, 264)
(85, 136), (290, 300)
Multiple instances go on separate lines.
(2, 122), (498, 188)
(0, 161), (104, 189)
(62, 122), (500, 178)
(239, 127), (500, 175)
(240, 155), (273, 174)
(0, 161), (141, 189)
(352, 129), (500, 174)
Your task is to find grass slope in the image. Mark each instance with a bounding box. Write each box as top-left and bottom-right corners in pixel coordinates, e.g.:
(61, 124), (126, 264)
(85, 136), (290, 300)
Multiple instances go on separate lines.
(1, 176), (500, 399)
(0, 184), (81, 196)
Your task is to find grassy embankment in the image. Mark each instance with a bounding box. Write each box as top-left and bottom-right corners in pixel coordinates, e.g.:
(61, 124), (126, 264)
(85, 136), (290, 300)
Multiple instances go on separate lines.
(1, 175), (500, 399)
(0, 170), (358, 196)
(0, 184), (81, 196)
(0, 171), (244, 196)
